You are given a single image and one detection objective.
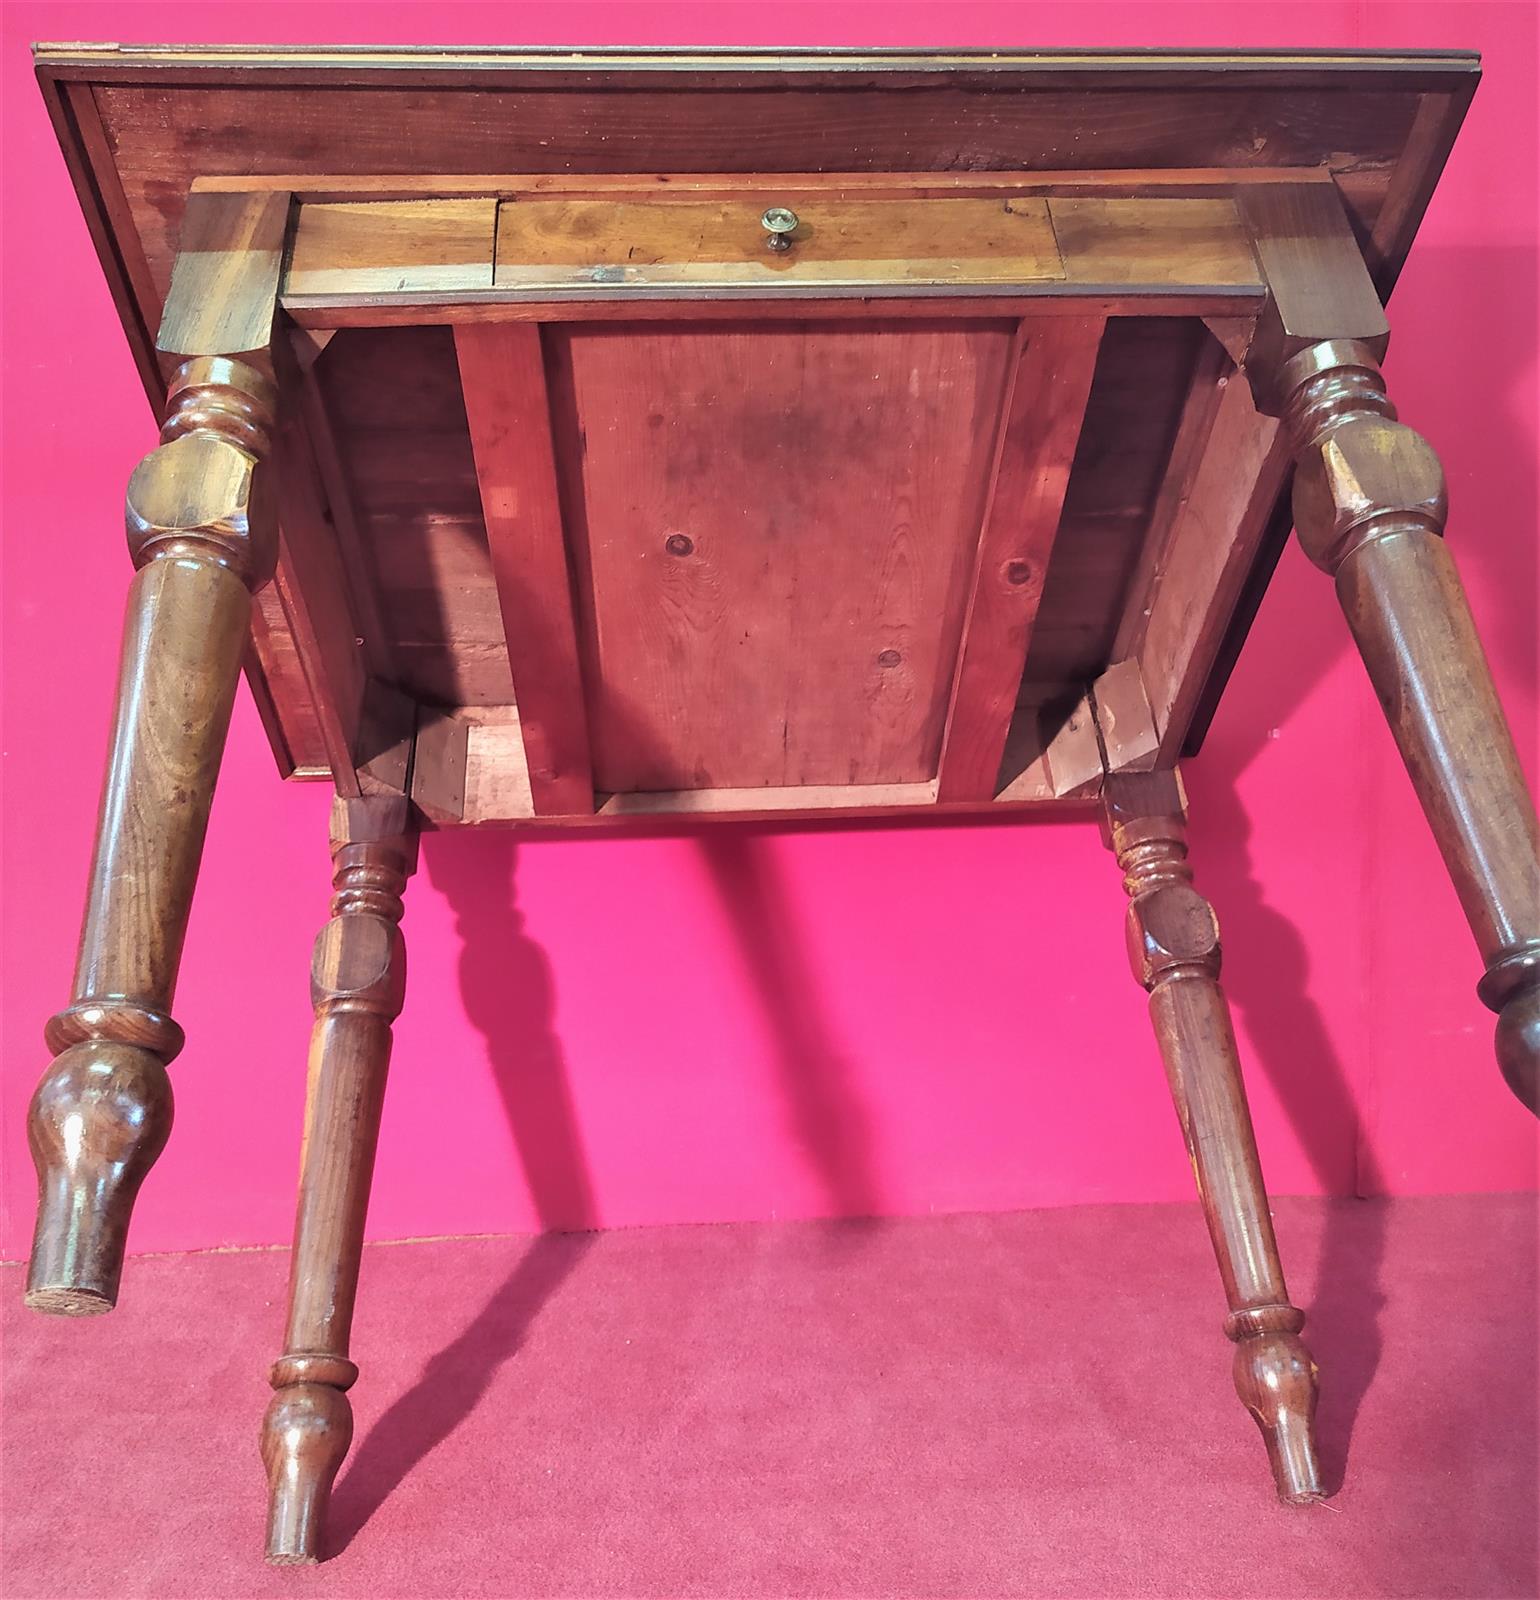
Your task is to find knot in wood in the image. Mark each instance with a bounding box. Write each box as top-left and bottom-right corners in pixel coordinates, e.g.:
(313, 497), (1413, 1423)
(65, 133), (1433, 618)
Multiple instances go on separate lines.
(1125, 881), (1220, 987)
(1291, 414), (1446, 573)
(125, 431), (277, 587)
(310, 913), (404, 1016)
(161, 357), (276, 456)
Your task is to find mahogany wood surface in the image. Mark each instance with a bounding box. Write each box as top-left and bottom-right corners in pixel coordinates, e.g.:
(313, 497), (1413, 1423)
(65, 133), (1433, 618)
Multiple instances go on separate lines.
(34, 45), (1480, 784)
(260, 795), (417, 1565)
(1102, 771), (1322, 1504)
(26, 357), (279, 1314)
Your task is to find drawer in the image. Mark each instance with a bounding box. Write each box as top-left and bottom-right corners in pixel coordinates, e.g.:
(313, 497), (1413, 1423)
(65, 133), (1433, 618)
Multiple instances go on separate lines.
(492, 196), (1066, 291)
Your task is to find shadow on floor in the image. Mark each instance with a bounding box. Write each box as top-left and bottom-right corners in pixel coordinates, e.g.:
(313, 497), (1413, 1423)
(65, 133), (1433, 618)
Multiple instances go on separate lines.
(331, 834), (598, 1550)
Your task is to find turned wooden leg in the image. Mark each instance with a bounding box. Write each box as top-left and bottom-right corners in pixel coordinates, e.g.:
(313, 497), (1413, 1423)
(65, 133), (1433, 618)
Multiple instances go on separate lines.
(26, 358), (277, 1315)
(1104, 771), (1322, 1504)
(1272, 340), (1540, 1113)
(261, 795), (416, 1565)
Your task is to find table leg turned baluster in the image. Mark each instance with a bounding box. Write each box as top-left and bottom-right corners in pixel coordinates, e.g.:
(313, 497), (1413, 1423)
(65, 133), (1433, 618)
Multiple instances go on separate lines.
(1103, 771), (1322, 1504)
(1269, 340), (1540, 1113)
(26, 358), (277, 1315)
(261, 795), (416, 1564)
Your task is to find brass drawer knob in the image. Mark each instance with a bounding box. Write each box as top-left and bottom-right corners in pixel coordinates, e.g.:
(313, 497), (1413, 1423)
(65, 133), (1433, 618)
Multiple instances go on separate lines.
(761, 206), (799, 252)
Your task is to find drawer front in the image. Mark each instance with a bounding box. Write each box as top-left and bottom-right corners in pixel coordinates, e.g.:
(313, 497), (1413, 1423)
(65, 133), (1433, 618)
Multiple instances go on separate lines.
(493, 197), (1066, 291)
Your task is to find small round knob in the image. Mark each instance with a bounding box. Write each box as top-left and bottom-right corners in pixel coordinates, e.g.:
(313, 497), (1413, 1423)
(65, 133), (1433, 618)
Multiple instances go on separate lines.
(761, 207), (799, 252)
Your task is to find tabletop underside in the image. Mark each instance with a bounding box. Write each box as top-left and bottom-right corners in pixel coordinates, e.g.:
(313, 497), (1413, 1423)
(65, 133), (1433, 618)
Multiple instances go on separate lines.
(36, 45), (1478, 825)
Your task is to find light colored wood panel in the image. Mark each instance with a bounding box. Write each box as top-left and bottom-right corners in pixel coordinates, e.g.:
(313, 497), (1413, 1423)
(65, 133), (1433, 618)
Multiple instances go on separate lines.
(936, 316), (1105, 801)
(455, 324), (594, 815)
(495, 196), (1064, 290)
(1090, 659), (1160, 772)
(287, 199), (497, 294)
(1046, 197), (1259, 288)
(596, 781), (940, 817)
(157, 189), (288, 360)
(995, 695), (1103, 801)
(551, 320), (1013, 791)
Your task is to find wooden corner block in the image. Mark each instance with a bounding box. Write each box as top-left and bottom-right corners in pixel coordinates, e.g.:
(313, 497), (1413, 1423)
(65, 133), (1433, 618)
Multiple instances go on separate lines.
(1039, 697), (1104, 800)
(411, 712), (470, 826)
(1236, 182), (1389, 407)
(1090, 659), (1160, 772)
(354, 680), (416, 798)
(329, 792), (416, 858)
(157, 189), (292, 364)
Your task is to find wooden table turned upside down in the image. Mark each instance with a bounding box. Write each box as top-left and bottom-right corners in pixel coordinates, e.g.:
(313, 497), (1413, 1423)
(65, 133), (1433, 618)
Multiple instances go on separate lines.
(20, 43), (1540, 1565)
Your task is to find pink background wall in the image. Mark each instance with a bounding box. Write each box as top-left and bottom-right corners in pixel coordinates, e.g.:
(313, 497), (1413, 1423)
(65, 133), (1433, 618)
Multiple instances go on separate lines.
(2, 1), (1536, 1262)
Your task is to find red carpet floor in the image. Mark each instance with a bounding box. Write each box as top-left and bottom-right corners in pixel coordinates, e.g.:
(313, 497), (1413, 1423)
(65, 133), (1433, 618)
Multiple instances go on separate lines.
(2, 1195), (1535, 1599)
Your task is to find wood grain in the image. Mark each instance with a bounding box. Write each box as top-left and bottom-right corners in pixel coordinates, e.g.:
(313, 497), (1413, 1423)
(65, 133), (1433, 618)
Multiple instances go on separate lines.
(455, 324), (594, 815)
(547, 318), (1013, 791)
(1103, 773), (1323, 1505)
(936, 316), (1104, 801)
(495, 196), (1063, 290)
(288, 199), (497, 295)
(156, 189), (289, 361)
(28, 360), (278, 1315)
(262, 795), (416, 1565)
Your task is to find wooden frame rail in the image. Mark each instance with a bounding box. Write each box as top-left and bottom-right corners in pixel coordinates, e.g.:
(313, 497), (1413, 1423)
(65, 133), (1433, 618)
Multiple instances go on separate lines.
(163, 171), (1384, 826)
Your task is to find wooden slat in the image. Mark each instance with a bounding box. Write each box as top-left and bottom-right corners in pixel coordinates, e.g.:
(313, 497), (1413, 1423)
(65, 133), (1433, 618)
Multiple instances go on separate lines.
(156, 189), (289, 360)
(1111, 330), (1235, 660)
(936, 315), (1105, 801)
(316, 327), (514, 707)
(290, 336), (396, 683)
(196, 166), (1343, 201)
(440, 707), (1101, 826)
(494, 196), (1064, 290)
(454, 324), (594, 815)
(1018, 317), (1207, 693)
(548, 319), (1013, 792)
(287, 199), (497, 294)
(286, 291), (1264, 328)
(278, 191), (1267, 307)
(269, 416), (372, 797)
(1136, 372), (1287, 754)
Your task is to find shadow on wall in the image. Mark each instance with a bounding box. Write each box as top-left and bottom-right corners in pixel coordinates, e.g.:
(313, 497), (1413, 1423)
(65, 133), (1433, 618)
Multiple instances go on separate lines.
(331, 221), (1538, 1539)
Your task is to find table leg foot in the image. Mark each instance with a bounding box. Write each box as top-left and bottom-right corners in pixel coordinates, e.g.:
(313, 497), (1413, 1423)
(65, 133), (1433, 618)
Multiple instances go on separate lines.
(1229, 1315), (1323, 1504)
(261, 1381), (354, 1564)
(26, 1041), (173, 1314)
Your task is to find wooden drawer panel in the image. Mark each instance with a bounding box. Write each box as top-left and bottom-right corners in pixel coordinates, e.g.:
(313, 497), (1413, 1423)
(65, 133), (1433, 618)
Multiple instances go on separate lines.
(494, 197), (1065, 291)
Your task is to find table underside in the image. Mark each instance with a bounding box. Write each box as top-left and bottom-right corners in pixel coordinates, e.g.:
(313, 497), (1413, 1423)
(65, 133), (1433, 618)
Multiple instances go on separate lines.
(36, 44), (1479, 826)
